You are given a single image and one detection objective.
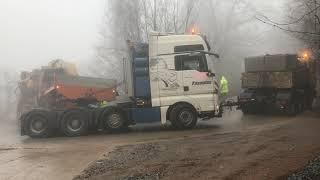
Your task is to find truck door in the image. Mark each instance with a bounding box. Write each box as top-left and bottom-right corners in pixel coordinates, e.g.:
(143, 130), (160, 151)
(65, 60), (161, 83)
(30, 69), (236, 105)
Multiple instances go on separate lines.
(155, 55), (183, 97)
(175, 53), (217, 111)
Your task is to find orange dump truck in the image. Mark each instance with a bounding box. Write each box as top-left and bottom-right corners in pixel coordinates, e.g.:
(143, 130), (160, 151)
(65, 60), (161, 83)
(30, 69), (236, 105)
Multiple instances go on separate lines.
(18, 60), (117, 137)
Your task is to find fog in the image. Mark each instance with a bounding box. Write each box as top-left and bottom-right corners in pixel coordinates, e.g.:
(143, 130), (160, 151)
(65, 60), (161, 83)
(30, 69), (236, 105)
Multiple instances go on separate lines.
(0, 0), (106, 70)
(0, 0), (304, 119)
(0, 0), (302, 70)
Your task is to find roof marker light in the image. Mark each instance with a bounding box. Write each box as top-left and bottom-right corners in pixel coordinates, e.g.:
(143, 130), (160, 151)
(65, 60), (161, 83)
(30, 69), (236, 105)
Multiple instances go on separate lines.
(191, 27), (196, 35)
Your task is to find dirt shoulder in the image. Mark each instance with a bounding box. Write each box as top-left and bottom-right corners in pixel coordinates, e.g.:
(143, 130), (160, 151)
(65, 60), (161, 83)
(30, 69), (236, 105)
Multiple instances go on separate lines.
(74, 113), (320, 180)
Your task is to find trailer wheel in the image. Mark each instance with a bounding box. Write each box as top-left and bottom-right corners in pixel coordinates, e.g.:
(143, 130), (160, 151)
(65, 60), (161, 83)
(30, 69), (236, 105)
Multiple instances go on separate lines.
(286, 103), (298, 116)
(297, 102), (304, 113)
(170, 104), (197, 129)
(241, 107), (250, 114)
(102, 109), (125, 131)
(60, 109), (89, 137)
(24, 110), (51, 138)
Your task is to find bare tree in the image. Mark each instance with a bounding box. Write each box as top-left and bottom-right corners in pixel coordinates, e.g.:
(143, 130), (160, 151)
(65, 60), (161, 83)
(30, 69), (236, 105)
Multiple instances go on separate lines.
(90, 0), (198, 83)
(92, 0), (270, 96)
(256, 0), (320, 55)
(196, 0), (258, 95)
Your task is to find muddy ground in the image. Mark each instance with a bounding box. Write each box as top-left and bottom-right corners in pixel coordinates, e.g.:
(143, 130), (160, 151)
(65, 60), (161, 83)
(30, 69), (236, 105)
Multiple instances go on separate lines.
(1, 111), (320, 179)
(74, 112), (320, 180)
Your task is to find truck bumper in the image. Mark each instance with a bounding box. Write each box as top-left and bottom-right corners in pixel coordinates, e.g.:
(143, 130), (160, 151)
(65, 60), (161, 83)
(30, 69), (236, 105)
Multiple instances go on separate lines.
(238, 99), (258, 107)
(20, 119), (26, 136)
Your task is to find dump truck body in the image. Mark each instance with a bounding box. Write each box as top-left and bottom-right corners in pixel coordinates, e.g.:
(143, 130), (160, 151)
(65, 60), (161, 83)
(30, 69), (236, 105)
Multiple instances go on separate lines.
(244, 54), (298, 72)
(241, 70), (309, 89)
(239, 54), (315, 115)
(46, 74), (117, 102)
(18, 60), (117, 115)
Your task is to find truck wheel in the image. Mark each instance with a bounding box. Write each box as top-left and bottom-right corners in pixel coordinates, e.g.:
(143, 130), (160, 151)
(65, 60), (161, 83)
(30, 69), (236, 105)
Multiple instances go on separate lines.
(286, 103), (297, 116)
(297, 102), (304, 113)
(170, 120), (179, 128)
(170, 104), (197, 129)
(103, 109), (125, 131)
(305, 96), (314, 110)
(60, 109), (89, 137)
(241, 107), (250, 114)
(25, 110), (51, 138)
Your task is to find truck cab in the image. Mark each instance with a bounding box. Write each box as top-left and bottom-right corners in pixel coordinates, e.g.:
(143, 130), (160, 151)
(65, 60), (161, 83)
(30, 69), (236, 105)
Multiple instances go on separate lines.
(122, 32), (220, 128)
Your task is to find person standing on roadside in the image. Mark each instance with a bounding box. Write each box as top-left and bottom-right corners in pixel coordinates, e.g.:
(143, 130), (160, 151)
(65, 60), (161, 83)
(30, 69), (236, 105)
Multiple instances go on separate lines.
(220, 76), (229, 102)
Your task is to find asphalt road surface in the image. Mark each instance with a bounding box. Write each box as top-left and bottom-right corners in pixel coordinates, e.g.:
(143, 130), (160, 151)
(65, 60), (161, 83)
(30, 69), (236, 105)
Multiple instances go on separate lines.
(0, 110), (319, 180)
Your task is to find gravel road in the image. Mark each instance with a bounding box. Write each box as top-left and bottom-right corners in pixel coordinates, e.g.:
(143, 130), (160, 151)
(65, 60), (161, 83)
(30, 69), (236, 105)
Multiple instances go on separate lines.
(1, 111), (320, 180)
(74, 112), (320, 180)
(288, 156), (320, 180)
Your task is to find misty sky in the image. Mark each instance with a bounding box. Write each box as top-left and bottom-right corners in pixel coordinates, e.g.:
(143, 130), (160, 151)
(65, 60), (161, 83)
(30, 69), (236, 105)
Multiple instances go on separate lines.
(0, 0), (301, 71)
(0, 0), (106, 70)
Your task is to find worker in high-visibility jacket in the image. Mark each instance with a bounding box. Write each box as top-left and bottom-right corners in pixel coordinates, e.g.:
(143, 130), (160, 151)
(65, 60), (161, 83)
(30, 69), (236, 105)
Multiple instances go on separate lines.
(220, 76), (229, 102)
(99, 101), (109, 108)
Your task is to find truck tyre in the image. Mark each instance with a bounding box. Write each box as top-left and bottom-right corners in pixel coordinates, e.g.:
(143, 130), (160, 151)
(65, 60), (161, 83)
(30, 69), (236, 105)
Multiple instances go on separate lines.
(60, 109), (89, 137)
(297, 102), (304, 113)
(102, 109), (125, 132)
(241, 107), (250, 114)
(170, 120), (179, 128)
(24, 110), (51, 138)
(170, 104), (197, 129)
(286, 103), (297, 116)
(305, 95), (314, 110)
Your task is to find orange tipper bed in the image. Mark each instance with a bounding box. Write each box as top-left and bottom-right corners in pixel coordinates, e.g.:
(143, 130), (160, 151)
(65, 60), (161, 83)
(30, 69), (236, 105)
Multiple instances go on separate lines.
(51, 74), (117, 102)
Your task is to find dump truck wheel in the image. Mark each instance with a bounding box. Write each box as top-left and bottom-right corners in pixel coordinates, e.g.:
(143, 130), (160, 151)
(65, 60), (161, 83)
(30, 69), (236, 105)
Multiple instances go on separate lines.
(241, 107), (250, 114)
(170, 104), (197, 129)
(103, 109), (125, 131)
(286, 103), (298, 116)
(241, 104), (258, 114)
(297, 102), (304, 113)
(60, 109), (89, 137)
(25, 110), (51, 138)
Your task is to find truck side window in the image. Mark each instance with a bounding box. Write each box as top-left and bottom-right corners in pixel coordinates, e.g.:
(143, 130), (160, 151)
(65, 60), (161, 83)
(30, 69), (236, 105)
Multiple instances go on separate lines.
(175, 55), (208, 72)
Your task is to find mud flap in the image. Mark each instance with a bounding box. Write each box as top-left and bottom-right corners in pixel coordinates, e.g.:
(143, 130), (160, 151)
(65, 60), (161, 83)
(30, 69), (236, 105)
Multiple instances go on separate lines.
(20, 113), (27, 136)
(217, 106), (223, 118)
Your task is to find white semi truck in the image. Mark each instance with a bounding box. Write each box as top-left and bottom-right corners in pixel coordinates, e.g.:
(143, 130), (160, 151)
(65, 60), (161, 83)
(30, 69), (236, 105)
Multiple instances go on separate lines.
(21, 32), (221, 138)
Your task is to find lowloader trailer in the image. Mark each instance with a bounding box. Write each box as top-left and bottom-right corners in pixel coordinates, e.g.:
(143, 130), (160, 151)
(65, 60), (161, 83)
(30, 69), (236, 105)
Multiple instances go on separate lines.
(21, 32), (222, 138)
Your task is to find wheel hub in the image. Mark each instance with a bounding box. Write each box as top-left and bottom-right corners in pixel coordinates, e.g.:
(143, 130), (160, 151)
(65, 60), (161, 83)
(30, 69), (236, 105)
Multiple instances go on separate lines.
(30, 118), (46, 134)
(67, 119), (82, 132)
(108, 114), (122, 128)
(179, 111), (193, 125)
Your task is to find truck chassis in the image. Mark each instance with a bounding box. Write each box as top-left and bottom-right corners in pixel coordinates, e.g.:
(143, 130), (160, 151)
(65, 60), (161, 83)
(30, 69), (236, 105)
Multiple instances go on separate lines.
(21, 100), (219, 138)
(238, 87), (314, 115)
